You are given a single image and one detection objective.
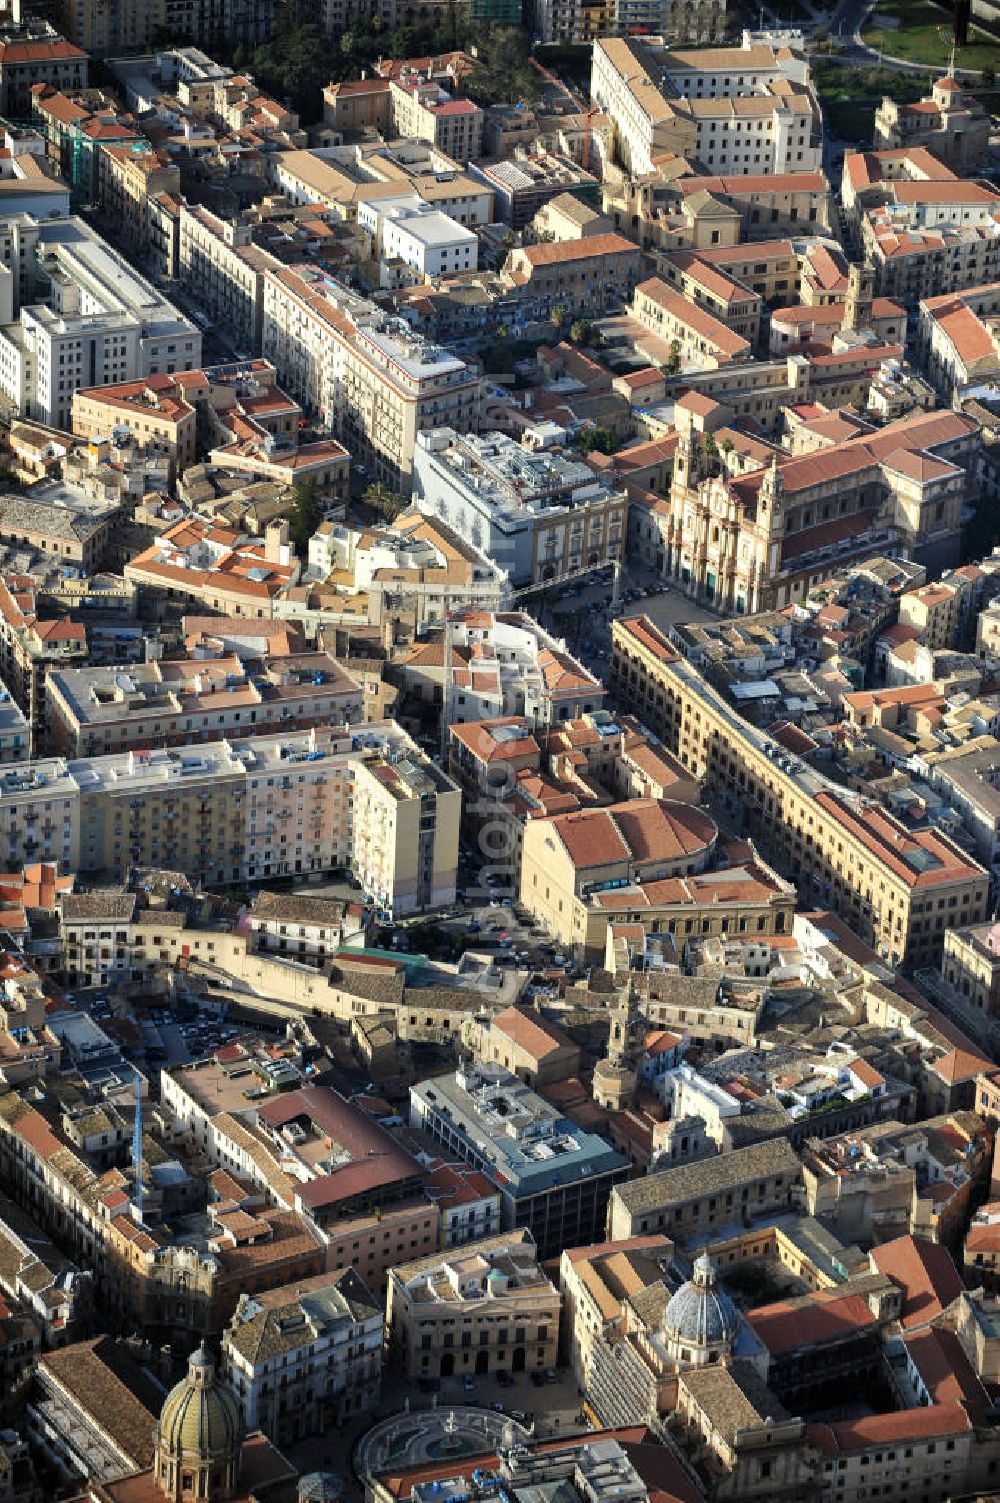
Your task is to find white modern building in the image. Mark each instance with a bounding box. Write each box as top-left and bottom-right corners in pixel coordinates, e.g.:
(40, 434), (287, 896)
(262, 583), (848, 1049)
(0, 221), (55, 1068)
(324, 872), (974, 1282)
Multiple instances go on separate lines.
(0, 214), (201, 429)
(412, 426), (628, 586)
(381, 202), (478, 281)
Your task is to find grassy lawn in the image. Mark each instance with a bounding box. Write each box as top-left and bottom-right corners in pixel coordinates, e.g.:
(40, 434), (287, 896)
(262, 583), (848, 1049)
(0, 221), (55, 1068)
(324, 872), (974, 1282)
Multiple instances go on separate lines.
(810, 56), (929, 143)
(862, 0), (998, 69)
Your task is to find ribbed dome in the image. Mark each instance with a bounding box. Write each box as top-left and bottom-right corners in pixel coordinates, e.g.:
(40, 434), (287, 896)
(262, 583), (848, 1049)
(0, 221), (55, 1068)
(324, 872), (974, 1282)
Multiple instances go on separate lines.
(663, 1254), (738, 1353)
(298, 1476), (347, 1503)
(159, 1346), (242, 1463)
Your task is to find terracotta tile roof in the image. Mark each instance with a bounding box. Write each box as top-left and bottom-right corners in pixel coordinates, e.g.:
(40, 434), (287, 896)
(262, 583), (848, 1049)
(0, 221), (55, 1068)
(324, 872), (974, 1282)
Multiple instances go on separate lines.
(521, 234), (638, 266)
(678, 172), (827, 195)
(0, 38), (85, 60)
(617, 615), (678, 664)
(552, 807), (631, 869)
(870, 1235), (963, 1327)
(40, 1336), (162, 1469)
(928, 1046), (994, 1084)
(808, 1402), (971, 1455)
(814, 790), (983, 892)
(748, 1289), (877, 1354)
(848, 1059), (885, 1089)
(448, 716), (539, 765)
(492, 1006), (575, 1060)
(635, 278), (750, 357)
(612, 799), (716, 862)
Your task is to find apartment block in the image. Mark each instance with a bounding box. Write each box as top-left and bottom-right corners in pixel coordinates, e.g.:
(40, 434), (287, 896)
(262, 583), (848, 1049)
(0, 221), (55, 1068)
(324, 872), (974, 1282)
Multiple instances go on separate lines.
(71, 376), (197, 482)
(918, 282), (1000, 402)
(842, 149), (1000, 309)
(261, 265), (480, 490)
(386, 1230), (560, 1379)
(351, 751), (460, 915)
(59, 0), (274, 56)
(388, 79), (483, 160)
(0, 214), (201, 431)
(221, 1267), (382, 1444)
(608, 615), (989, 969)
(531, 0), (723, 45)
(178, 204), (282, 355)
(0, 27), (87, 119)
(96, 142), (179, 264)
(0, 721), (457, 900)
(897, 580), (962, 650)
(424, 1160), (503, 1248)
(0, 576), (87, 751)
(45, 652), (361, 757)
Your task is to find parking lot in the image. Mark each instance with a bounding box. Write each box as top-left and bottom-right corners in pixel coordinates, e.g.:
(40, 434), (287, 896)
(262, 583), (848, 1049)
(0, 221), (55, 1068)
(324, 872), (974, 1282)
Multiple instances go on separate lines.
(531, 565), (715, 683)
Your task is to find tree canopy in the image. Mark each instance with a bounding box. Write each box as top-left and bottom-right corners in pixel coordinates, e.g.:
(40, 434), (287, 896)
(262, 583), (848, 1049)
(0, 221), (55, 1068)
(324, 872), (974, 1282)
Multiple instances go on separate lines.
(465, 26), (542, 108)
(289, 476), (325, 551)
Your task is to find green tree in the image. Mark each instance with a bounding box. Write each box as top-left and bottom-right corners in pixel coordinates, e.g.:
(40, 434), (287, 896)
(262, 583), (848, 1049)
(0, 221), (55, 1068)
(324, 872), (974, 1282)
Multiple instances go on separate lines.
(551, 302), (568, 331)
(569, 318), (594, 344)
(664, 339), (682, 376)
(364, 482), (405, 523)
(289, 476), (324, 552)
(250, 0), (331, 122)
(570, 426), (617, 455)
(465, 26), (542, 108)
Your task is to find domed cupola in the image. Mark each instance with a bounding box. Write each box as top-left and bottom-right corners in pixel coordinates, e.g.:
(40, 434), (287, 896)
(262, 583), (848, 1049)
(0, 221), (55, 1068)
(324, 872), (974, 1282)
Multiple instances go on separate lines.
(154, 1345), (243, 1501)
(662, 1253), (739, 1367)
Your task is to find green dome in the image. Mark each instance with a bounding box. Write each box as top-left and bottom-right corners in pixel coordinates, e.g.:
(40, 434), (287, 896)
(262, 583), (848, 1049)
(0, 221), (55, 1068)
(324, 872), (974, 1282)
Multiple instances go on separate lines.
(159, 1346), (242, 1463)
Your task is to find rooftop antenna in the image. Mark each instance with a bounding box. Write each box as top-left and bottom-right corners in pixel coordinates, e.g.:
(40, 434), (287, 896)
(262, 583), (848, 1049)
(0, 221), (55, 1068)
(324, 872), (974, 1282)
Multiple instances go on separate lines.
(133, 1075), (144, 1225)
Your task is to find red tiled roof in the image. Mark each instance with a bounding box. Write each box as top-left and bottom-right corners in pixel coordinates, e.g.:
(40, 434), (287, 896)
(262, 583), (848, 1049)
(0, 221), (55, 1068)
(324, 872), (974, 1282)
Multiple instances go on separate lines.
(492, 1006), (575, 1061)
(808, 1403), (971, 1455)
(870, 1235), (964, 1328)
(748, 1290), (878, 1354)
(257, 1085), (419, 1209)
